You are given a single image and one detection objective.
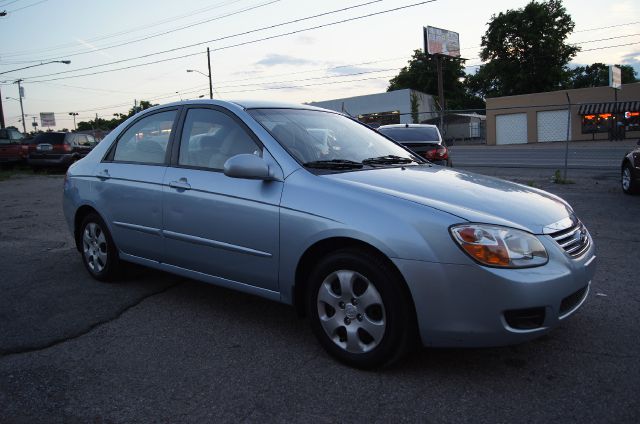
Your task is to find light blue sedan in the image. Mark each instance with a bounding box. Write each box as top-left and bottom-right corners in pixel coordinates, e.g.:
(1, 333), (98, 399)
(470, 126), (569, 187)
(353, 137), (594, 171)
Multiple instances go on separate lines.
(63, 100), (596, 368)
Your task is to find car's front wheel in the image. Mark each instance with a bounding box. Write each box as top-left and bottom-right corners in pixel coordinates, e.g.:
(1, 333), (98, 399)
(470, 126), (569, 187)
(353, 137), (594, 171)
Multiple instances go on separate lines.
(622, 162), (638, 195)
(79, 213), (120, 281)
(307, 249), (415, 369)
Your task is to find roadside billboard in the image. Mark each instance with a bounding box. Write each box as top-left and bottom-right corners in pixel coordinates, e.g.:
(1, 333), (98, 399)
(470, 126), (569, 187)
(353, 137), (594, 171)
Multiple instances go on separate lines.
(424, 26), (460, 57)
(40, 112), (56, 127)
(609, 65), (621, 89)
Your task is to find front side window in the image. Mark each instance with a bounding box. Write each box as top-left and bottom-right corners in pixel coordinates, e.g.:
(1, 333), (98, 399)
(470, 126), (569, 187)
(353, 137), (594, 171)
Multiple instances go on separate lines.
(178, 108), (261, 170)
(113, 110), (176, 164)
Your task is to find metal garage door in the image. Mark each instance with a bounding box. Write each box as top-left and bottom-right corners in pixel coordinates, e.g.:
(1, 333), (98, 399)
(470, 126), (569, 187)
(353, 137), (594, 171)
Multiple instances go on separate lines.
(537, 110), (569, 142)
(496, 113), (527, 145)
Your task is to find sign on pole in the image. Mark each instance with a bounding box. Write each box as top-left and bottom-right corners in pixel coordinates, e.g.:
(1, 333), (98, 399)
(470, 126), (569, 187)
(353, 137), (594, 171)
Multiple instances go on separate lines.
(609, 65), (622, 89)
(40, 112), (56, 127)
(424, 26), (460, 57)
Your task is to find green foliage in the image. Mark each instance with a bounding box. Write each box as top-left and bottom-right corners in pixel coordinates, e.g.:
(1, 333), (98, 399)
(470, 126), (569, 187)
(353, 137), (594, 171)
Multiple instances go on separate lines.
(76, 100), (158, 132)
(468, 0), (579, 98)
(410, 92), (419, 123)
(387, 50), (485, 110)
(567, 63), (637, 88)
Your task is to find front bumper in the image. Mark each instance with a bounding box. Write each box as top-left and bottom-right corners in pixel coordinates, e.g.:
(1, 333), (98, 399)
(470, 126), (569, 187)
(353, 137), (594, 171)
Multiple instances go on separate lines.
(393, 235), (596, 347)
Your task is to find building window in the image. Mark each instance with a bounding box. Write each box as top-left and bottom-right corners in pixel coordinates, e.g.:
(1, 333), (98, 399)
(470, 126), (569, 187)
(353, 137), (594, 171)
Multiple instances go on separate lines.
(625, 111), (640, 131)
(581, 113), (612, 134)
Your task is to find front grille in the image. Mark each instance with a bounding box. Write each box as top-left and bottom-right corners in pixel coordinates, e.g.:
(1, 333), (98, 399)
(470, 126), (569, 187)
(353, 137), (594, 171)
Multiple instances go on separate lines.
(559, 285), (588, 316)
(549, 220), (590, 258)
(504, 307), (546, 330)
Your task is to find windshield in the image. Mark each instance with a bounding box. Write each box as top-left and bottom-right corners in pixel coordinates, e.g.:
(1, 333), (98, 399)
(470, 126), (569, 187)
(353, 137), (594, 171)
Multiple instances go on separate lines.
(378, 127), (440, 142)
(248, 109), (419, 166)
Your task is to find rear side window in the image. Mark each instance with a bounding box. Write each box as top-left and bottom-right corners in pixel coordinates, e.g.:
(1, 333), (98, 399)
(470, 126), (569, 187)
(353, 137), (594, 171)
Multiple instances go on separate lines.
(33, 133), (67, 144)
(113, 110), (177, 164)
(378, 127), (440, 142)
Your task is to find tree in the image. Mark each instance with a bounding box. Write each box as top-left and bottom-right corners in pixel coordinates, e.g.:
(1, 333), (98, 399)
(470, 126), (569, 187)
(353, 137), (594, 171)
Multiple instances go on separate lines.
(387, 49), (485, 110)
(567, 63), (637, 89)
(76, 100), (159, 132)
(468, 0), (579, 98)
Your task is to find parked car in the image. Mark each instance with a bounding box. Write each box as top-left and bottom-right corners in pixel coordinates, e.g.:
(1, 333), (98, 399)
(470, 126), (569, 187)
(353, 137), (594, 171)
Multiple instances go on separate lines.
(621, 140), (640, 195)
(63, 100), (596, 369)
(0, 127), (25, 165)
(28, 132), (98, 170)
(377, 123), (452, 166)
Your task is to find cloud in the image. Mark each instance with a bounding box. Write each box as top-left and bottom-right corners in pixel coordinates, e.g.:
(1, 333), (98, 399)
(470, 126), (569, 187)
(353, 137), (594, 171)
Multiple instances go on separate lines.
(295, 35), (316, 45)
(621, 50), (640, 75)
(75, 38), (114, 59)
(327, 65), (378, 76)
(255, 54), (319, 67)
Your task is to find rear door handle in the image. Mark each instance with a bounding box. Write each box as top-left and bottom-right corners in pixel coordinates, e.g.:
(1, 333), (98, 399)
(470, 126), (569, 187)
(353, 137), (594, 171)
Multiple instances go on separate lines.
(169, 178), (191, 190)
(97, 169), (110, 180)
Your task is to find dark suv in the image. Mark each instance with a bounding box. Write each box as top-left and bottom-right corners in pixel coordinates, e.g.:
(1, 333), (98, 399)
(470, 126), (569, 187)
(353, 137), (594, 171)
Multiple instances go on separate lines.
(0, 127), (25, 165)
(27, 132), (97, 169)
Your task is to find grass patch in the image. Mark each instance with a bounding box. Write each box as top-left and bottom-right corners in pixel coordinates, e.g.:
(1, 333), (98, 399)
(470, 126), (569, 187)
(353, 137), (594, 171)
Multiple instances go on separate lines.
(526, 181), (539, 188)
(552, 169), (575, 185)
(0, 165), (36, 181)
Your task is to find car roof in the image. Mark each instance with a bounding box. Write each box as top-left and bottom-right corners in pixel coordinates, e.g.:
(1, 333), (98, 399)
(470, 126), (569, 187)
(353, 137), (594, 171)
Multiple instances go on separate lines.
(147, 99), (332, 113)
(378, 124), (439, 129)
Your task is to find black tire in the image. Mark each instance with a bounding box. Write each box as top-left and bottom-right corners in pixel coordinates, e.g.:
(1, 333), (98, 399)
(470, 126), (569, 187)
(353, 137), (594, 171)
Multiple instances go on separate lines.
(78, 213), (120, 281)
(622, 162), (639, 195)
(306, 248), (415, 369)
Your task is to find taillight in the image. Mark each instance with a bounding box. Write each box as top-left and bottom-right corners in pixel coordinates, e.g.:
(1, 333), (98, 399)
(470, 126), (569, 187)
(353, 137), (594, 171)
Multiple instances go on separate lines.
(423, 145), (448, 161)
(63, 143), (72, 152)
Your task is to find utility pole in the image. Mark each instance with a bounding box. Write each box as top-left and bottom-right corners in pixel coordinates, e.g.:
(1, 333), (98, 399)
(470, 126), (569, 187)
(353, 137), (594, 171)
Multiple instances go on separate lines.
(15, 79), (26, 134)
(207, 47), (213, 99)
(435, 54), (445, 133)
(0, 85), (5, 129)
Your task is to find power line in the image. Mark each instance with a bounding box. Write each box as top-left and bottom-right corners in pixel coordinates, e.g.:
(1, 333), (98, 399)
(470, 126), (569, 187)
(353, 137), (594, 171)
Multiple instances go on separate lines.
(6, 0), (47, 13)
(574, 20), (640, 33)
(20, 0), (434, 82)
(3, 0), (282, 62)
(0, 0), (248, 57)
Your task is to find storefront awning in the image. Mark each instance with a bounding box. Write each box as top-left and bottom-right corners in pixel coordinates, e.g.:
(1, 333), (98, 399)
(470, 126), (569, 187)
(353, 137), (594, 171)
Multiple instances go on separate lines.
(578, 101), (640, 115)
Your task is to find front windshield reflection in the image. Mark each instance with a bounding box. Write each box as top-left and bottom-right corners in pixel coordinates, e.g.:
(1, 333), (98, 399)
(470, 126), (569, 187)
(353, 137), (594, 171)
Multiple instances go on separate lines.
(249, 108), (421, 166)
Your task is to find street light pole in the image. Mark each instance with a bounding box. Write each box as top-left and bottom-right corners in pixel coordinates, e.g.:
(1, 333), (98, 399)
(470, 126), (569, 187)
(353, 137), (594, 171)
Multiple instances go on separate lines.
(15, 79), (26, 134)
(69, 112), (78, 130)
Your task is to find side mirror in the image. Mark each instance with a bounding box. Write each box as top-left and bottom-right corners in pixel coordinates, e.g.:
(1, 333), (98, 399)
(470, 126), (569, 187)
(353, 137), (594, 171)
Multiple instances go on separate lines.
(224, 153), (275, 180)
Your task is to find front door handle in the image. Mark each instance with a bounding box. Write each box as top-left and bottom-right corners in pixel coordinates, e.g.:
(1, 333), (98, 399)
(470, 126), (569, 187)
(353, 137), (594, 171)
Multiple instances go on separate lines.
(97, 169), (110, 180)
(169, 178), (191, 190)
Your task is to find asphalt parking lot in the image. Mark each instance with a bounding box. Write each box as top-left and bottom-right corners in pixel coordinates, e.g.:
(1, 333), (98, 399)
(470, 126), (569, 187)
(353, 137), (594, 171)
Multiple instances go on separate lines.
(1, 168), (639, 423)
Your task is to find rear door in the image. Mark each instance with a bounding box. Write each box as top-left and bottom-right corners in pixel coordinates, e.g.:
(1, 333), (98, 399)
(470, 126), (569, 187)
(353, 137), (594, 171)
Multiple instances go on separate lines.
(162, 106), (283, 292)
(94, 108), (180, 261)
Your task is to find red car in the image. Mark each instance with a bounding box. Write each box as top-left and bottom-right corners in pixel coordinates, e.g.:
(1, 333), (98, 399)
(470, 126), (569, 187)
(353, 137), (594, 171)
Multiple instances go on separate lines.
(0, 127), (26, 165)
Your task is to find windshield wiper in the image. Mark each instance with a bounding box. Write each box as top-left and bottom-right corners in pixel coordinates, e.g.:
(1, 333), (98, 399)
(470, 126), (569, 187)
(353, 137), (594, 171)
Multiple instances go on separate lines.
(303, 159), (364, 170)
(361, 155), (416, 166)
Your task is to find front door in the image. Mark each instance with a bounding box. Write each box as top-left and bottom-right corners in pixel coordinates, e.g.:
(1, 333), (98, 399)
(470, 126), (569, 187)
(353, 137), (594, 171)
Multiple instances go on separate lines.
(162, 107), (283, 292)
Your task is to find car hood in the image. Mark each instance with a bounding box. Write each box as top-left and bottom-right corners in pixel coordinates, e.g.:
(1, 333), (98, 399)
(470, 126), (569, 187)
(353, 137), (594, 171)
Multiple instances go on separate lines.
(323, 165), (573, 234)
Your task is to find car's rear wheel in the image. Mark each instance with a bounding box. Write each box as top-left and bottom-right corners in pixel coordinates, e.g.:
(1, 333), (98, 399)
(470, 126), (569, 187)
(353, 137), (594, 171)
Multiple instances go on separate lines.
(79, 213), (120, 281)
(307, 249), (415, 369)
(622, 163), (638, 195)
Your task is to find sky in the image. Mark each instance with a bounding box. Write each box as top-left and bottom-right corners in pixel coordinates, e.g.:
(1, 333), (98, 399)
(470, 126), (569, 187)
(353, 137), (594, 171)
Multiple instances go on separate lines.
(0, 0), (639, 131)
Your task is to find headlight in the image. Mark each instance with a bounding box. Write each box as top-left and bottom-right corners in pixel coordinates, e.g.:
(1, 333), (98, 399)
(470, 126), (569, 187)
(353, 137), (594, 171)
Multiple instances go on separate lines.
(450, 224), (548, 268)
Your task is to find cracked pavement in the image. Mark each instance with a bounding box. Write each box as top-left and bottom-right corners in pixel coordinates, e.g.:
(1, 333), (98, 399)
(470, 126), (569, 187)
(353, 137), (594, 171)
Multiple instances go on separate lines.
(0, 171), (639, 423)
